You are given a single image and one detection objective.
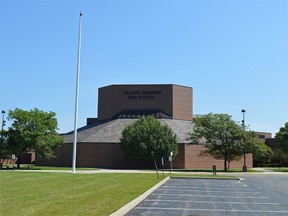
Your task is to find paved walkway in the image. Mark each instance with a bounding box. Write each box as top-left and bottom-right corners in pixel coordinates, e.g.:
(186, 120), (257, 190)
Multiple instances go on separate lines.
(1, 168), (287, 175)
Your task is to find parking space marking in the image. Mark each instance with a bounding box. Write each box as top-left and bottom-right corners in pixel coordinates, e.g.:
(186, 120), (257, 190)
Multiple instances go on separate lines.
(161, 186), (255, 191)
(135, 207), (288, 214)
(157, 188), (259, 194)
(150, 193), (268, 198)
(144, 199), (280, 205)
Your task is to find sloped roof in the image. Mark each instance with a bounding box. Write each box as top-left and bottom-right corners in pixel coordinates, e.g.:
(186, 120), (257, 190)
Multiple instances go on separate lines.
(64, 118), (194, 144)
(114, 109), (172, 119)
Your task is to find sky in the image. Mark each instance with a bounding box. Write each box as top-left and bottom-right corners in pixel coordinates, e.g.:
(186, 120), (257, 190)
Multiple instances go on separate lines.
(0, 0), (287, 136)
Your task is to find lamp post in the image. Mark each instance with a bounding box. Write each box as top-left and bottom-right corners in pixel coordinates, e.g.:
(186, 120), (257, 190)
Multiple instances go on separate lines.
(72, 12), (83, 174)
(241, 109), (247, 172)
(0, 110), (6, 168)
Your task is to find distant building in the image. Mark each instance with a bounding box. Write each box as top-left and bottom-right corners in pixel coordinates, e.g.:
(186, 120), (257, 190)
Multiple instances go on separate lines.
(36, 84), (252, 169)
(257, 132), (278, 149)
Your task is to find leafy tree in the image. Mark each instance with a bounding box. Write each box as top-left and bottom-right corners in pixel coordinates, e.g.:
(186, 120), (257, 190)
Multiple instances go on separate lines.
(271, 149), (288, 167)
(275, 122), (288, 153)
(188, 113), (247, 171)
(252, 141), (273, 167)
(120, 116), (178, 167)
(0, 130), (10, 167)
(237, 130), (261, 169)
(6, 108), (64, 168)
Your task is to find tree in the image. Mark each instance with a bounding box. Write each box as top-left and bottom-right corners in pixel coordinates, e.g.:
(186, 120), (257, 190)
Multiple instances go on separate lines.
(6, 108), (64, 168)
(252, 141), (273, 167)
(188, 113), (246, 171)
(275, 122), (288, 153)
(271, 149), (288, 167)
(120, 116), (178, 167)
(237, 130), (261, 169)
(0, 130), (10, 167)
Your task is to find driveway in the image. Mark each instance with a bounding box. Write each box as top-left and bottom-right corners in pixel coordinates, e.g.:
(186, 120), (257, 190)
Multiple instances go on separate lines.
(126, 175), (288, 216)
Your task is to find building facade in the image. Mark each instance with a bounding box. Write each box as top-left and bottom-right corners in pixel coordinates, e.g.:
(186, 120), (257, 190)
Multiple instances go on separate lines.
(36, 84), (252, 169)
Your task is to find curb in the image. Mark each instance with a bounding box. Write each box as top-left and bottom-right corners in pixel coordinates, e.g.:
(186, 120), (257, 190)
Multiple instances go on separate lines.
(110, 176), (170, 216)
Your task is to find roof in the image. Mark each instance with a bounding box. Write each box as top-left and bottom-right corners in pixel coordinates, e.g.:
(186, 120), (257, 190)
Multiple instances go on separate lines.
(114, 109), (172, 119)
(64, 118), (194, 144)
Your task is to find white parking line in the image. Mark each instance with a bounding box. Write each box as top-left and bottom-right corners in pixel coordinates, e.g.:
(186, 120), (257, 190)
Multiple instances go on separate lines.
(157, 188), (258, 194)
(144, 199), (280, 205)
(135, 207), (288, 214)
(152, 193), (268, 198)
(162, 186), (253, 190)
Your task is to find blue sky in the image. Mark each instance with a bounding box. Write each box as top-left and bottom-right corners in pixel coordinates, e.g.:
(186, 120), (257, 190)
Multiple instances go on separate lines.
(0, 0), (287, 136)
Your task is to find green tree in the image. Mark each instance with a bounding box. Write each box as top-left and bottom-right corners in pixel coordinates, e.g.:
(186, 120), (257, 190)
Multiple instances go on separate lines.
(0, 130), (10, 167)
(237, 130), (261, 169)
(188, 113), (246, 171)
(6, 108), (64, 168)
(275, 122), (288, 153)
(120, 116), (178, 167)
(252, 141), (273, 167)
(271, 149), (288, 167)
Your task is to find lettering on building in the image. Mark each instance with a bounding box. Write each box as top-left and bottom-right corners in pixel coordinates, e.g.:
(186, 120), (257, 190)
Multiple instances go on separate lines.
(123, 90), (162, 99)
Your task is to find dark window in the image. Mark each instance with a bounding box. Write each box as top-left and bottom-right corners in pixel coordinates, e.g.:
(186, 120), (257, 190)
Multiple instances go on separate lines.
(258, 135), (266, 139)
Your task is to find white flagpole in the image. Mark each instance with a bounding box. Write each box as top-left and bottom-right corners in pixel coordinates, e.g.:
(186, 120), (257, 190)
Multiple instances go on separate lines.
(72, 12), (83, 174)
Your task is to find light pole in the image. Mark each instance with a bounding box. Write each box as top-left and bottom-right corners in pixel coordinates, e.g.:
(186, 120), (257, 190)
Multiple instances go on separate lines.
(241, 109), (247, 172)
(72, 12), (83, 174)
(0, 110), (6, 168)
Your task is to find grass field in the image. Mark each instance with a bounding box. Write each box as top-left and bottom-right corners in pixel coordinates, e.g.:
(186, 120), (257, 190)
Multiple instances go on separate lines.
(0, 172), (162, 216)
(268, 167), (288, 172)
(0, 170), (238, 216)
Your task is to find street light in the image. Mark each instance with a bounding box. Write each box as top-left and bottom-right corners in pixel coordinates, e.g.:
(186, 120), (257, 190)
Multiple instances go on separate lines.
(241, 109), (247, 172)
(241, 109), (246, 129)
(72, 12), (83, 174)
(0, 110), (6, 168)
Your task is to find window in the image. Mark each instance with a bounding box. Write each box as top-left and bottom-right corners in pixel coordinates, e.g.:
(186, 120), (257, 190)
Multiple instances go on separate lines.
(258, 134), (266, 139)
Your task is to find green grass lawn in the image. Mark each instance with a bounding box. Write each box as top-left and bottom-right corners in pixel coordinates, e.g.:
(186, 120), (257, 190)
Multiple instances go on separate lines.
(267, 167), (288, 172)
(0, 172), (162, 216)
(0, 171), (238, 216)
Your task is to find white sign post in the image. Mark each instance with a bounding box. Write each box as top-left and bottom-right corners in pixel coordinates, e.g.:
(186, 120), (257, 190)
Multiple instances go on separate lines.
(170, 152), (173, 175)
(161, 157), (164, 177)
(12, 154), (15, 169)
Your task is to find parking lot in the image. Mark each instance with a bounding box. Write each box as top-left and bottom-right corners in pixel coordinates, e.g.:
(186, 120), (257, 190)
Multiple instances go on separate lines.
(126, 175), (288, 216)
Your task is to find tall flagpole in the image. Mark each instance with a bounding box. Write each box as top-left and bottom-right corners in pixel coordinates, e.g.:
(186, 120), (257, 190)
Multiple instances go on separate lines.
(72, 12), (83, 174)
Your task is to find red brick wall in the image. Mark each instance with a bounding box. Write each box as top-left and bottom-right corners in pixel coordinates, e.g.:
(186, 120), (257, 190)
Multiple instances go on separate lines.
(98, 85), (192, 121)
(172, 85), (193, 121)
(36, 143), (252, 170)
(184, 145), (253, 169)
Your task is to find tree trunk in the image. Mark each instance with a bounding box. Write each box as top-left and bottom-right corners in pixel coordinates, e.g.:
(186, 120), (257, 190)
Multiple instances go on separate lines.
(17, 154), (21, 169)
(224, 153), (228, 171)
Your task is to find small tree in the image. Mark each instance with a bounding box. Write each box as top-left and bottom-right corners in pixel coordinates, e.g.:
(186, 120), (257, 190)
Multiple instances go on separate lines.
(237, 130), (260, 169)
(188, 113), (245, 171)
(275, 122), (288, 153)
(120, 116), (178, 168)
(252, 141), (273, 167)
(0, 130), (10, 167)
(7, 108), (64, 168)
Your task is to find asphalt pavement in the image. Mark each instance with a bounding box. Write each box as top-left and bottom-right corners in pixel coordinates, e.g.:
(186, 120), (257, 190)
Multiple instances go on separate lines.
(126, 175), (288, 216)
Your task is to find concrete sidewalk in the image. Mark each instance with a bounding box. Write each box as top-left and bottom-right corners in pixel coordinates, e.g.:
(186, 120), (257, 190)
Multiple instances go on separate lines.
(1, 168), (287, 175)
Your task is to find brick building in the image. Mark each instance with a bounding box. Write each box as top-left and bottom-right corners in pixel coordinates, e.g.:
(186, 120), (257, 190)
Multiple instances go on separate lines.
(36, 84), (252, 169)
